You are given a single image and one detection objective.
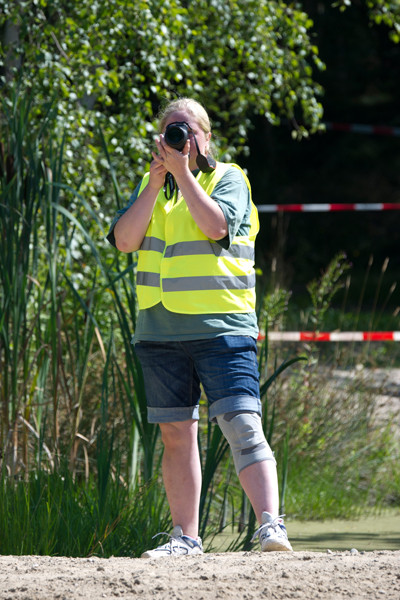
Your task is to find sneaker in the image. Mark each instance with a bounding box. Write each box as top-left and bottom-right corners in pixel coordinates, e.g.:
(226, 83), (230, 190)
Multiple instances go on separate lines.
(141, 525), (203, 558)
(251, 511), (293, 552)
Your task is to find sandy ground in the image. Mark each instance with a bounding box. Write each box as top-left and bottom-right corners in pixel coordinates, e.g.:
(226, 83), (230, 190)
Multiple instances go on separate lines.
(1, 550), (400, 600)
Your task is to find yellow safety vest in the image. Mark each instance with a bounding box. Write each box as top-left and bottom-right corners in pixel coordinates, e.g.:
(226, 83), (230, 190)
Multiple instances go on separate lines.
(136, 162), (259, 314)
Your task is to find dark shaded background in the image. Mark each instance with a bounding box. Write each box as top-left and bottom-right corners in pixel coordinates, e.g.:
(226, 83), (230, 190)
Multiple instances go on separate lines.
(240, 2), (400, 310)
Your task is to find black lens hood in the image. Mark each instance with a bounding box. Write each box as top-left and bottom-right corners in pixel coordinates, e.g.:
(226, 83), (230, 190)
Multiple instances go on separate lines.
(164, 122), (190, 150)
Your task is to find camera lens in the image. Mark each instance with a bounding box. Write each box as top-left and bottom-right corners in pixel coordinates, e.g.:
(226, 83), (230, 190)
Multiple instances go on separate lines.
(164, 122), (189, 151)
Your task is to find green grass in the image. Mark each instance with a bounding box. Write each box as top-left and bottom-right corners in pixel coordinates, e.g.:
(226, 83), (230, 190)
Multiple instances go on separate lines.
(0, 467), (170, 557)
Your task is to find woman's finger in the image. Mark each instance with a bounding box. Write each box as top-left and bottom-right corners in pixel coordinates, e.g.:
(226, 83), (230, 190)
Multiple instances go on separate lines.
(182, 138), (190, 156)
(152, 150), (164, 163)
(156, 135), (168, 157)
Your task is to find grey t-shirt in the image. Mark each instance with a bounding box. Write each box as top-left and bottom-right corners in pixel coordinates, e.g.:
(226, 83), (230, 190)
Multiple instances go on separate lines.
(107, 166), (259, 342)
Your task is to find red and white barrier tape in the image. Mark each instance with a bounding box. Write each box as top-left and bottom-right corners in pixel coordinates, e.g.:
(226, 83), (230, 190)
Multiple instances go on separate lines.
(324, 122), (400, 137)
(259, 331), (400, 342)
(257, 203), (400, 213)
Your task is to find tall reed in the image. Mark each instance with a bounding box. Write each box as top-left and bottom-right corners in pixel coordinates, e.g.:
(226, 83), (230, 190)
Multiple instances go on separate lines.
(0, 93), (107, 480)
(0, 93), (60, 475)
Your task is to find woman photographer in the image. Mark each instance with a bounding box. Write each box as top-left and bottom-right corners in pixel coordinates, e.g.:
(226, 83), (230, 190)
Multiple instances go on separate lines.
(107, 97), (292, 557)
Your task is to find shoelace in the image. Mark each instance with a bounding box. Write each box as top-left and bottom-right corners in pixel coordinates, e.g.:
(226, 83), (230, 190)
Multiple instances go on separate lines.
(152, 530), (172, 541)
(251, 514), (286, 543)
(152, 531), (179, 547)
(151, 530), (196, 553)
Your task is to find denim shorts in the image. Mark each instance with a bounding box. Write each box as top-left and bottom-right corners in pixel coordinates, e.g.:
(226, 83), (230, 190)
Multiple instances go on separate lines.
(134, 336), (261, 423)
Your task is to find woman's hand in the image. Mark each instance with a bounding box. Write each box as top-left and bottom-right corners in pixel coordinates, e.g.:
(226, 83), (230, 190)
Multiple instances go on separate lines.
(148, 149), (168, 191)
(155, 134), (190, 178)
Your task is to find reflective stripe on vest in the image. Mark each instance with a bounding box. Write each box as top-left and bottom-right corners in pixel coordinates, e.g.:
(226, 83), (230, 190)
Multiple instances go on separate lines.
(136, 271), (160, 287)
(162, 273), (256, 292)
(140, 236), (165, 253)
(163, 240), (254, 260)
(136, 162), (259, 314)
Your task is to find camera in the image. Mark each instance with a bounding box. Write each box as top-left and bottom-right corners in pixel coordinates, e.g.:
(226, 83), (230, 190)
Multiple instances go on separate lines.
(163, 120), (216, 175)
(164, 121), (191, 151)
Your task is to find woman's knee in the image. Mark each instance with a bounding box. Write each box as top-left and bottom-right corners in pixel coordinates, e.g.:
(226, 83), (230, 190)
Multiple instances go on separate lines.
(160, 420), (198, 451)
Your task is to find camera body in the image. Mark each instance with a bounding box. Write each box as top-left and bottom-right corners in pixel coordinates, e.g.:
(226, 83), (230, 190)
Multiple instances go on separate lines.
(163, 120), (216, 174)
(164, 121), (191, 151)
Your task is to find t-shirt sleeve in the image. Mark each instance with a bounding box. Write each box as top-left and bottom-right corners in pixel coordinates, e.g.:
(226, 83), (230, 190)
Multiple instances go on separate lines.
(106, 181), (142, 247)
(210, 167), (251, 249)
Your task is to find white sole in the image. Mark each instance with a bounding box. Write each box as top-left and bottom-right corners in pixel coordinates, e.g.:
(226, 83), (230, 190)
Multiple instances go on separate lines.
(261, 540), (293, 552)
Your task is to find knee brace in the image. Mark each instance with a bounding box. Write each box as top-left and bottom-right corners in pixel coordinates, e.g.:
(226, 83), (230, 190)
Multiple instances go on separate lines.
(216, 411), (275, 475)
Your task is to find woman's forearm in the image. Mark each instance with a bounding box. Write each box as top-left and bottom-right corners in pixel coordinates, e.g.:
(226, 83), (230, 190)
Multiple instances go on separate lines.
(113, 183), (160, 253)
(114, 153), (167, 253)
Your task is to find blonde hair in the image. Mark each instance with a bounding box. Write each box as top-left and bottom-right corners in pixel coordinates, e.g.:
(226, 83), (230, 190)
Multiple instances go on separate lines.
(158, 98), (211, 135)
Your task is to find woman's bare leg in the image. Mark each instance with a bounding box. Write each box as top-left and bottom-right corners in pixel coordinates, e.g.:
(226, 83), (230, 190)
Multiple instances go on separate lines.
(239, 459), (280, 522)
(160, 419), (202, 538)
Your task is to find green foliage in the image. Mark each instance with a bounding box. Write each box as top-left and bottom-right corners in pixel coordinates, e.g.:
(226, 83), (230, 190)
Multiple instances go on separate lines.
(306, 252), (351, 329)
(284, 411), (400, 519)
(0, 0), (325, 206)
(262, 257), (400, 520)
(259, 286), (292, 330)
